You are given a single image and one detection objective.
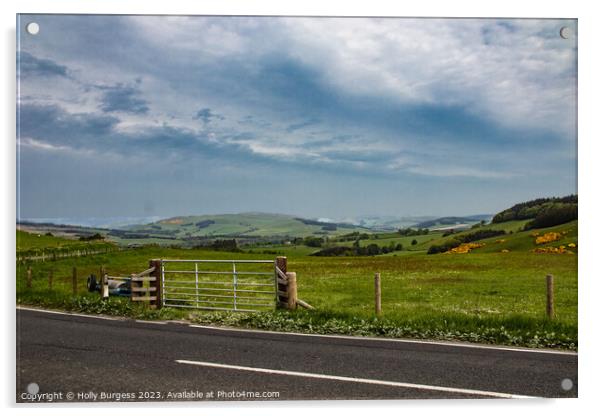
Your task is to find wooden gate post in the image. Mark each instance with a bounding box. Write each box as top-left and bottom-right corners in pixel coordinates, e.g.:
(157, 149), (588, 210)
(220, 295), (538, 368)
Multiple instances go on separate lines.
(276, 256), (288, 308)
(149, 259), (162, 309)
(286, 272), (297, 310)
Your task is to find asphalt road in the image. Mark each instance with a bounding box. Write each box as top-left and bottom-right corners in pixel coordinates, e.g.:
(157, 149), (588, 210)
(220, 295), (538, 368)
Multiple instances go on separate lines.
(16, 307), (578, 402)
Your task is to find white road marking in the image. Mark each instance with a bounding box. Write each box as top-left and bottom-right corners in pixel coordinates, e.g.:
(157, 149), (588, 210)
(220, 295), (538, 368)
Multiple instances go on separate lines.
(188, 325), (577, 356)
(175, 359), (537, 399)
(17, 307), (170, 325)
(17, 306), (122, 321)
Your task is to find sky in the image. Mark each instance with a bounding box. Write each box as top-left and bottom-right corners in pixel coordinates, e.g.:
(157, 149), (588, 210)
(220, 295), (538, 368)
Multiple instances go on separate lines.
(16, 15), (577, 222)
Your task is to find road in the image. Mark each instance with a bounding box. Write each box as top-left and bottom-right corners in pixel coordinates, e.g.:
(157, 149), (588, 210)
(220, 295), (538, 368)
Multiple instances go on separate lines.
(16, 307), (578, 402)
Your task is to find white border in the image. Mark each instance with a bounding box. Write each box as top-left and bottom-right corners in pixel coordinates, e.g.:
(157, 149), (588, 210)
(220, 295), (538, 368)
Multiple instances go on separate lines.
(3, 1), (600, 416)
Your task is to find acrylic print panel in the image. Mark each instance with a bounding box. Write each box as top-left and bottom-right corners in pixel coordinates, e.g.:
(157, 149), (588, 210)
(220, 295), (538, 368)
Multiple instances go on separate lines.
(16, 15), (578, 403)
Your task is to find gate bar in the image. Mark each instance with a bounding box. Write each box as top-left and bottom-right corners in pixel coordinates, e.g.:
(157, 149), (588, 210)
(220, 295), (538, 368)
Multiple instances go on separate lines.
(162, 259), (274, 263)
(161, 281), (273, 287)
(162, 270), (274, 276)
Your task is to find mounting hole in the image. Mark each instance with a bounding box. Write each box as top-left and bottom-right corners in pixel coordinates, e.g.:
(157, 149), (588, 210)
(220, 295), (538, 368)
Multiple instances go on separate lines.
(26, 382), (39, 395)
(559, 26), (572, 40)
(561, 378), (573, 391)
(26, 22), (40, 35)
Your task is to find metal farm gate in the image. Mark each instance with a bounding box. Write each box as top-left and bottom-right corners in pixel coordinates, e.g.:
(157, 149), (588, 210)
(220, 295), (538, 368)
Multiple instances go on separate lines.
(161, 259), (278, 312)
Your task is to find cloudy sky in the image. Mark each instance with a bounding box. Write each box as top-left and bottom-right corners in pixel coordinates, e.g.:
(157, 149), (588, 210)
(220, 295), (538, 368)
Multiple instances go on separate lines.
(17, 15), (577, 221)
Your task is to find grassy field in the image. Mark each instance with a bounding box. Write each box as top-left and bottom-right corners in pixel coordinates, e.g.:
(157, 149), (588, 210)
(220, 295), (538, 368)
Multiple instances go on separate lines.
(16, 220), (578, 350)
(17, 230), (84, 250)
(16, 230), (116, 259)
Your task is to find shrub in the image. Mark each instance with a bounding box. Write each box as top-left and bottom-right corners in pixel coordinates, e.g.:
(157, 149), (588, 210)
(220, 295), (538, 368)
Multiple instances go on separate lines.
(398, 228), (429, 236)
(428, 229), (505, 254)
(534, 232), (561, 245)
(195, 220), (215, 229)
(428, 239), (462, 254)
(311, 241), (404, 257)
(311, 246), (355, 256)
(192, 239), (241, 252)
(365, 243), (380, 256)
(457, 229), (505, 243)
(446, 242), (485, 254)
(79, 233), (104, 241)
(304, 236), (325, 247)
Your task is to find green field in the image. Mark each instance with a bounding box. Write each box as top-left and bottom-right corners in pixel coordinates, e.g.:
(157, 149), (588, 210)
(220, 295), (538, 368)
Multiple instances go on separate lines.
(16, 219), (578, 350)
(17, 229), (116, 258)
(17, 229), (83, 250)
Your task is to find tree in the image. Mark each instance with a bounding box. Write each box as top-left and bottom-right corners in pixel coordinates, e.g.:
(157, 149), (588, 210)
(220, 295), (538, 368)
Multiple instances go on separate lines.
(304, 236), (324, 247)
(79, 233), (104, 241)
(366, 243), (380, 256)
(411, 239), (418, 246)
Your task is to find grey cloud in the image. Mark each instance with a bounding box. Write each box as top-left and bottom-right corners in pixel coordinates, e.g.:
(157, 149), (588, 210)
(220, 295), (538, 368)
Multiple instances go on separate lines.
(18, 51), (70, 78)
(20, 103), (119, 146)
(286, 118), (320, 133)
(19, 103), (243, 162)
(194, 108), (225, 125)
(98, 83), (150, 114)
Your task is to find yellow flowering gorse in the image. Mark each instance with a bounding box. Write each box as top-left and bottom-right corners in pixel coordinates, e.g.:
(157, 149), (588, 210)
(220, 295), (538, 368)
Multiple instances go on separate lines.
(535, 232), (561, 245)
(445, 242), (485, 254)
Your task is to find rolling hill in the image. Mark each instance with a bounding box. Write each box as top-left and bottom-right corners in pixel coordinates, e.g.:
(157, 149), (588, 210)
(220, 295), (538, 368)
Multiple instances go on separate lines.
(112, 212), (372, 245)
(418, 193), (578, 256)
(491, 195), (577, 226)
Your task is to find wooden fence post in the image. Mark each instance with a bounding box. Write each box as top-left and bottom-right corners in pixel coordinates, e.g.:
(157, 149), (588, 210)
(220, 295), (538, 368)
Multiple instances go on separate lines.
(101, 273), (109, 299)
(276, 256), (288, 308)
(48, 270), (53, 290)
(149, 259), (162, 308)
(26, 266), (32, 289)
(72, 267), (77, 295)
(375, 273), (382, 316)
(546, 274), (554, 319)
(286, 272), (297, 310)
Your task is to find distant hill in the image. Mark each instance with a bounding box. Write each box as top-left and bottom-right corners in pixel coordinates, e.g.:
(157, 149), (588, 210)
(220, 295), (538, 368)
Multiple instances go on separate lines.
(118, 212), (372, 243)
(491, 195), (577, 229)
(414, 215), (492, 229)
